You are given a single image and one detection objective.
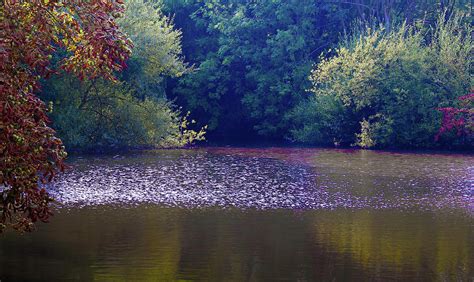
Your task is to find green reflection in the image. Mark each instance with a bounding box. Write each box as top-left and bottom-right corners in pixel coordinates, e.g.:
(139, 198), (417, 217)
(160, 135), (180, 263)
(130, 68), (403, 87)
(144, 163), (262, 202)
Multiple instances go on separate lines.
(1, 207), (472, 281)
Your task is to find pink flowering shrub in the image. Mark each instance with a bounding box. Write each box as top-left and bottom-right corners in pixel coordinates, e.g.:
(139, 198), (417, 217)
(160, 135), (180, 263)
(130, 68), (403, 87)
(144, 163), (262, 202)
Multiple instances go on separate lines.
(436, 92), (474, 141)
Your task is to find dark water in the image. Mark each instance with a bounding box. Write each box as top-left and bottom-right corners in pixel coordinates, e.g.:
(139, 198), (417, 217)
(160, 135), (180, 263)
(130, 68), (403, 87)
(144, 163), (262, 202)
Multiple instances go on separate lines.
(1, 148), (473, 281)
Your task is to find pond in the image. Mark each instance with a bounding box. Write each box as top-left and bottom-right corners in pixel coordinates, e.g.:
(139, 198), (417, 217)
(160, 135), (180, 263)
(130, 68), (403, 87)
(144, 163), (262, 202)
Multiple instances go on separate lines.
(0, 147), (473, 280)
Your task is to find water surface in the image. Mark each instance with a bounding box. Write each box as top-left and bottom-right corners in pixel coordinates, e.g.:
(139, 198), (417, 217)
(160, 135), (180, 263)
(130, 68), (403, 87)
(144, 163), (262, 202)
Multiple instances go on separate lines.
(0, 148), (472, 280)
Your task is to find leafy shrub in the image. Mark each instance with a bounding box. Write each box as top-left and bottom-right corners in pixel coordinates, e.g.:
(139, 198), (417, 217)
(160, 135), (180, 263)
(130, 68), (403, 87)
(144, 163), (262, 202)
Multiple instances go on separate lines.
(292, 13), (472, 148)
(44, 77), (205, 151)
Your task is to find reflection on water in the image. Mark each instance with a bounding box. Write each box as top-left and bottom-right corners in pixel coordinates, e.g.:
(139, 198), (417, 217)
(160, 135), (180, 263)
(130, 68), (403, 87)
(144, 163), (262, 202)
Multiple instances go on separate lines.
(0, 148), (473, 280)
(0, 208), (472, 281)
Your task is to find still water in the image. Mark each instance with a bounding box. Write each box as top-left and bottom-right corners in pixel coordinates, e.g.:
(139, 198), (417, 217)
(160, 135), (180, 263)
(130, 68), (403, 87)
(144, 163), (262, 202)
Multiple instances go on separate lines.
(0, 148), (473, 281)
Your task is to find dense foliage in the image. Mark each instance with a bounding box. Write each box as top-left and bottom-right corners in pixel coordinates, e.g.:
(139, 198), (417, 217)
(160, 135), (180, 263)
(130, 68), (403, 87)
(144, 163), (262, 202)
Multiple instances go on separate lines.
(41, 0), (205, 151)
(291, 13), (472, 148)
(167, 0), (355, 138)
(0, 0), (131, 232)
(164, 0), (472, 144)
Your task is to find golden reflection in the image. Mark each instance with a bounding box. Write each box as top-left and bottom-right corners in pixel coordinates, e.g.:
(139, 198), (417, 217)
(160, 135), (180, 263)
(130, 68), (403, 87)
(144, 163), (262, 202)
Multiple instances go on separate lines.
(1, 207), (472, 280)
(311, 210), (473, 280)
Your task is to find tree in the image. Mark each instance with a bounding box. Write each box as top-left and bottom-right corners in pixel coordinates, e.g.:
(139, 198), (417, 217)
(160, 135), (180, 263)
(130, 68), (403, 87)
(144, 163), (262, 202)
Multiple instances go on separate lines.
(0, 0), (132, 232)
(118, 0), (190, 97)
(169, 0), (356, 139)
(40, 0), (204, 152)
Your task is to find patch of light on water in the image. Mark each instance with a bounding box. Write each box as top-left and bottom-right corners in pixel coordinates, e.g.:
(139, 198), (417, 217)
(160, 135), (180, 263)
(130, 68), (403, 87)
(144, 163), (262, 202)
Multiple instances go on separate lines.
(47, 149), (473, 213)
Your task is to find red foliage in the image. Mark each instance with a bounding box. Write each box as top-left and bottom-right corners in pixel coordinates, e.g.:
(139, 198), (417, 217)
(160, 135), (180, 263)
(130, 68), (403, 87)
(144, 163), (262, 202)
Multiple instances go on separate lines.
(0, 0), (132, 232)
(436, 92), (474, 141)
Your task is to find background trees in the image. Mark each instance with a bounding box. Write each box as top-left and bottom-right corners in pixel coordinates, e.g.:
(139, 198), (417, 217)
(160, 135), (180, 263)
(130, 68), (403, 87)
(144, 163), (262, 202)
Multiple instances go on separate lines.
(163, 0), (472, 145)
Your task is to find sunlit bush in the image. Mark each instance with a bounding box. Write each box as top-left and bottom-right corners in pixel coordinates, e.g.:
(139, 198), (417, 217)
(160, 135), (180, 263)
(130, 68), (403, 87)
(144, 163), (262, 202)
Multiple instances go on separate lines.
(44, 77), (205, 151)
(291, 13), (472, 148)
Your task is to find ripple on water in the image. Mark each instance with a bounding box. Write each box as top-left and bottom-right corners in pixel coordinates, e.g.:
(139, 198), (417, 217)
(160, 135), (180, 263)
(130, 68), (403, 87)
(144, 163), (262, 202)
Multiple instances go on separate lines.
(47, 149), (473, 213)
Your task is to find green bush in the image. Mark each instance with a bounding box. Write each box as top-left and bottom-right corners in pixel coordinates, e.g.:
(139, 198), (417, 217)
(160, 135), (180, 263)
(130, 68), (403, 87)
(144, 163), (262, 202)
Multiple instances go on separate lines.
(291, 13), (472, 148)
(44, 77), (205, 151)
